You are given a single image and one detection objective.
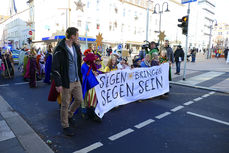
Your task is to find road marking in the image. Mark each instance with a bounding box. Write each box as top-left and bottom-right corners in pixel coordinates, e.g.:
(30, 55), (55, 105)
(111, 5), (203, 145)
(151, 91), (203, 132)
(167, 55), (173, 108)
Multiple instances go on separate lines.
(171, 106), (184, 112)
(193, 97), (203, 102)
(108, 128), (134, 141)
(155, 112), (171, 119)
(73, 142), (103, 153)
(202, 94), (210, 98)
(0, 120), (15, 142)
(209, 91), (215, 95)
(187, 112), (229, 126)
(183, 101), (194, 106)
(134, 119), (155, 129)
(0, 84), (9, 87)
(15, 82), (29, 85)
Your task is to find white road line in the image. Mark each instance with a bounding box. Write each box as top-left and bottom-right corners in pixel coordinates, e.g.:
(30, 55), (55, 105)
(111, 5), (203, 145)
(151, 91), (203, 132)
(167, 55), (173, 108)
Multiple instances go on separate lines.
(73, 142), (103, 153)
(108, 128), (134, 141)
(202, 94), (210, 98)
(15, 82), (29, 85)
(187, 112), (229, 126)
(155, 112), (171, 119)
(171, 106), (184, 112)
(183, 101), (194, 106)
(134, 119), (155, 129)
(193, 97), (203, 102)
(0, 84), (9, 87)
(209, 91), (215, 95)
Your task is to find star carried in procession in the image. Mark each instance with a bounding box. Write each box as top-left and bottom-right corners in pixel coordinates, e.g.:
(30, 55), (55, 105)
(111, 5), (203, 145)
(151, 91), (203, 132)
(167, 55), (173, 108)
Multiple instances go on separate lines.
(74, 0), (85, 12)
(96, 33), (103, 48)
(158, 31), (166, 43)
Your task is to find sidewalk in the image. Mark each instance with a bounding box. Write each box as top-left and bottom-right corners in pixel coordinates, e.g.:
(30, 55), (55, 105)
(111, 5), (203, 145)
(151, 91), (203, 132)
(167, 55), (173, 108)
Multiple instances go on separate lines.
(171, 54), (229, 93)
(0, 96), (54, 153)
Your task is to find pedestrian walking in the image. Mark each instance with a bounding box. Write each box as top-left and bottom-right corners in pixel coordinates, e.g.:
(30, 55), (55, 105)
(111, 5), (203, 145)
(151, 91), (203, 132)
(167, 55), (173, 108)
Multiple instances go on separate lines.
(52, 27), (83, 136)
(224, 47), (229, 61)
(174, 45), (184, 75)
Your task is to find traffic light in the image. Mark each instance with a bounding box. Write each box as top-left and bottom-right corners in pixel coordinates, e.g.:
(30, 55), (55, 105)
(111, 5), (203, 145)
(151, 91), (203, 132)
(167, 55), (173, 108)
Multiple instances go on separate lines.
(27, 37), (32, 44)
(178, 16), (188, 35)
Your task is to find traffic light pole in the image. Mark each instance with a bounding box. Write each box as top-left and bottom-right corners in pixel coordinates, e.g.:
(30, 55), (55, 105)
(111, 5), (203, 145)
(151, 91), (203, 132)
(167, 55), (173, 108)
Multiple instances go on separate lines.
(183, 3), (190, 81)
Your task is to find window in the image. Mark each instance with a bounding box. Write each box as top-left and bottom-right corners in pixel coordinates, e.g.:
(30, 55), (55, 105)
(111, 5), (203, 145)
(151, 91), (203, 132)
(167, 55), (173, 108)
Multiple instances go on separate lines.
(87, 1), (90, 8)
(77, 20), (81, 27)
(123, 8), (125, 16)
(96, 24), (100, 30)
(218, 32), (222, 35)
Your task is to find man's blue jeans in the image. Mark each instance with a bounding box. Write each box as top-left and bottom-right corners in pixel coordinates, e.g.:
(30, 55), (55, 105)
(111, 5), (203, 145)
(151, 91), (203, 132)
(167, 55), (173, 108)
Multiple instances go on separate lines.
(176, 61), (181, 73)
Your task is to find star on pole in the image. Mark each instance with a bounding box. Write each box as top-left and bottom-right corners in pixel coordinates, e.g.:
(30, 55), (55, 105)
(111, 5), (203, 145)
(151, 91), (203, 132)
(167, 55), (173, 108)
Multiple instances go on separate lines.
(74, 0), (85, 12)
(95, 33), (103, 53)
(158, 31), (166, 43)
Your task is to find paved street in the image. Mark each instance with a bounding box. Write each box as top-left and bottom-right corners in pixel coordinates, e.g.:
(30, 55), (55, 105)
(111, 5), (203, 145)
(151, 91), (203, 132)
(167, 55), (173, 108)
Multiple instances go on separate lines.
(0, 56), (229, 153)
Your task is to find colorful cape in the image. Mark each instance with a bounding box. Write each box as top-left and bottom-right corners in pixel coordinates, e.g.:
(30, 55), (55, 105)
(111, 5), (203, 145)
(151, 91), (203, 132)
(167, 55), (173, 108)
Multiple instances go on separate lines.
(81, 63), (99, 99)
(44, 54), (52, 83)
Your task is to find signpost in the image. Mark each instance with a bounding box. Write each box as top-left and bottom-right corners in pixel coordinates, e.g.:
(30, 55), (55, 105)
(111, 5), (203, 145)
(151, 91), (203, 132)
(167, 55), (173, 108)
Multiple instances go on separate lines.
(29, 30), (32, 35)
(181, 0), (197, 4)
(181, 0), (197, 80)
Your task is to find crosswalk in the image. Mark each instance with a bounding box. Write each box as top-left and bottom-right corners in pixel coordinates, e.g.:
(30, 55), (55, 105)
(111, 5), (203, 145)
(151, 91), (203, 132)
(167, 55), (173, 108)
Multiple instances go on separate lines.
(178, 71), (225, 85)
(0, 120), (15, 142)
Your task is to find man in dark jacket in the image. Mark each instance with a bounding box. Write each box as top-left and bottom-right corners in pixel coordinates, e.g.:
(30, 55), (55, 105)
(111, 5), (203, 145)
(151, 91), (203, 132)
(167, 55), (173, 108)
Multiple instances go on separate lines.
(164, 40), (174, 81)
(52, 27), (83, 136)
(174, 45), (184, 75)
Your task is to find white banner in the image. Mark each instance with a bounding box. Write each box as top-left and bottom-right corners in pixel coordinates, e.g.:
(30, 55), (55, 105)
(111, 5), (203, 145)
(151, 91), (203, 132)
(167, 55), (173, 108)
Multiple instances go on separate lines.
(95, 63), (170, 118)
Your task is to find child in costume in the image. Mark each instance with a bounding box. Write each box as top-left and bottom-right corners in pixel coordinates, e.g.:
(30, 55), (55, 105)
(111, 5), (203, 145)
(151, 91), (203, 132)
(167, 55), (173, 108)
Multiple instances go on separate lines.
(104, 55), (118, 72)
(81, 51), (101, 122)
(29, 48), (38, 88)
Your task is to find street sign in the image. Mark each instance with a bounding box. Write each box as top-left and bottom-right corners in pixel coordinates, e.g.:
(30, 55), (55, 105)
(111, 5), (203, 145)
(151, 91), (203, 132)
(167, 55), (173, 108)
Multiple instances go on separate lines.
(29, 31), (32, 35)
(181, 0), (197, 4)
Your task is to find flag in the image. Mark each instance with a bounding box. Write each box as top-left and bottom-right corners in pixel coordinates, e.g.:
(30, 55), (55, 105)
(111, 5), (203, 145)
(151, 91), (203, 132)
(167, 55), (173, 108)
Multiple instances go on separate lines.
(13, 0), (17, 13)
(81, 63), (99, 99)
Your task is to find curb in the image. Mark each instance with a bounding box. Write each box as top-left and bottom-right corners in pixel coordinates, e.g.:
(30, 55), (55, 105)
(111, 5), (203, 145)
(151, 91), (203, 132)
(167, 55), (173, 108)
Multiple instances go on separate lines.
(170, 81), (229, 95)
(0, 96), (54, 153)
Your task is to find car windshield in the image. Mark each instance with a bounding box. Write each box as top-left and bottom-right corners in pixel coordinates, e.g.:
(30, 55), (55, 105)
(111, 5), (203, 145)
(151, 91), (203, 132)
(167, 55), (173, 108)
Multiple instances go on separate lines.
(12, 50), (20, 54)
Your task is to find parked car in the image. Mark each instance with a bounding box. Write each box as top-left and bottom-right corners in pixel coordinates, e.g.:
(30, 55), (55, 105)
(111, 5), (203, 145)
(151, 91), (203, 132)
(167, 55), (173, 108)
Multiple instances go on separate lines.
(11, 49), (21, 64)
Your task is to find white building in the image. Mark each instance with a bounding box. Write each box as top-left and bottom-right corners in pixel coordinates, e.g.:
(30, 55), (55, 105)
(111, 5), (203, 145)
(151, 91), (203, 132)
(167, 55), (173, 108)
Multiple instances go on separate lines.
(3, 18), (31, 49)
(32, 0), (215, 53)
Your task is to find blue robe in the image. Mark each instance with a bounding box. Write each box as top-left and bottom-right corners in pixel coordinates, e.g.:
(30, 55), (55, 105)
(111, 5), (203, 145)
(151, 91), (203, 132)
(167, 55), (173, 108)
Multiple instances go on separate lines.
(44, 53), (52, 84)
(81, 63), (99, 99)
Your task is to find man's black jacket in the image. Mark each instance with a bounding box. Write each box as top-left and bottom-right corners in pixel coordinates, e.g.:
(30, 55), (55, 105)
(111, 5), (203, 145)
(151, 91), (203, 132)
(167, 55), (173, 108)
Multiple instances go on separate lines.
(52, 38), (82, 88)
(174, 48), (184, 62)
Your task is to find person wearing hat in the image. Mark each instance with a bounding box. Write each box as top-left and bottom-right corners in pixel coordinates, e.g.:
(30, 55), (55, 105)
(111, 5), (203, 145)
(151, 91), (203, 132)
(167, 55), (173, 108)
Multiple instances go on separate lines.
(132, 55), (142, 68)
(174, 45), (184, 75)
(29, 48), (38, 88)
(81, 52), (101, 122)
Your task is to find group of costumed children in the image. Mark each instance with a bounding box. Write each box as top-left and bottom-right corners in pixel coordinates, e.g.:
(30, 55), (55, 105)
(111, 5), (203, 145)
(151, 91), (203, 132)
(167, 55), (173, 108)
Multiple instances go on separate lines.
(22, 45), (53, 88)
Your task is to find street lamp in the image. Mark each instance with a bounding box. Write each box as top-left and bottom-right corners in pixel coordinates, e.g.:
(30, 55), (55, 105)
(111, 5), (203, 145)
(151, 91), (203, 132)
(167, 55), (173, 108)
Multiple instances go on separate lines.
(207, 19), (217, 59)
(152, 2), (170, 33)
(146, 0), (153, 41)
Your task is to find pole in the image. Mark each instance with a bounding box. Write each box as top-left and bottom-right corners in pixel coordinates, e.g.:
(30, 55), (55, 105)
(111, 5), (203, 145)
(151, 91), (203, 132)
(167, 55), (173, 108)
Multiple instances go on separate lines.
(66, 9), (68, 29)
(146, 1), (149, 41)
(159, 12), (162, 33)
(68, 0), (70, 27)
(85, 22), (88, 48)
(207, 24), (213, 59)
(183, 3), (190, 81)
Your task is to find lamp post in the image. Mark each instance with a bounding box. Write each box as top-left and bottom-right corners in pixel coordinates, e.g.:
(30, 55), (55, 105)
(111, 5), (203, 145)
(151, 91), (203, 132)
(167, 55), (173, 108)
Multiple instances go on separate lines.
(207, 19), (217, 59)
(146, 0), (153, 41)
(152, 2), (170, 34)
